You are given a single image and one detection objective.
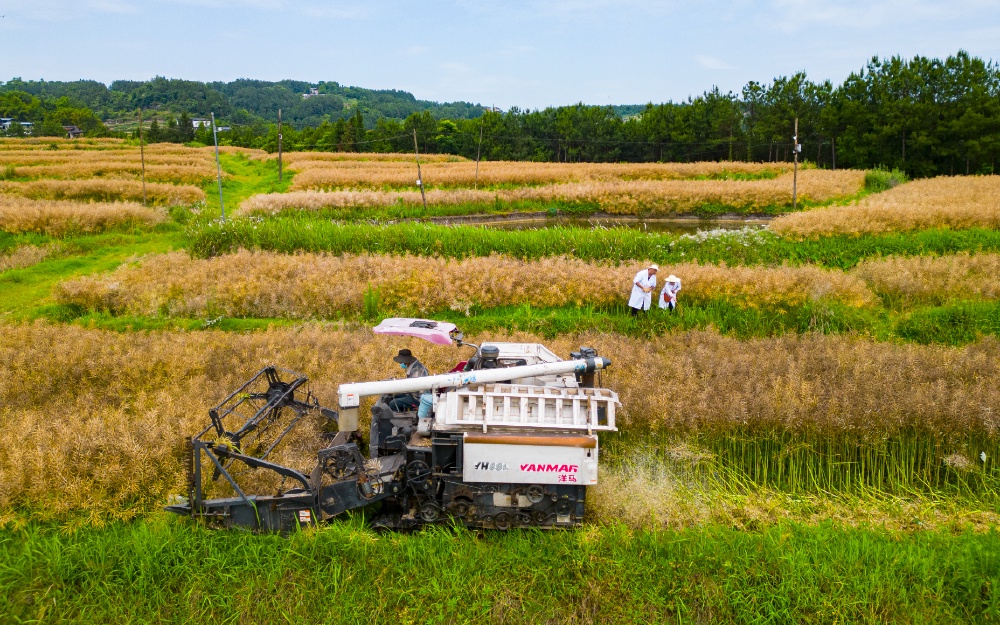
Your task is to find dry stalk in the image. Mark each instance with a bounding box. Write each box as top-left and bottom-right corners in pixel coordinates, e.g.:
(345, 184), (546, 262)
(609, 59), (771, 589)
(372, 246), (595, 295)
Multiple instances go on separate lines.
(771, 175), (1000, 237)
(56, 250), (876, 317)
(0, 195), (166, 235)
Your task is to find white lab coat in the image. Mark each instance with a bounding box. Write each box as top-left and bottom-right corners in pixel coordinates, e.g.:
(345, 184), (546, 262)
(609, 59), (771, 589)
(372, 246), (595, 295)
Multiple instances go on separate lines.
(659, 280), (682, 309)
(628, 269), (657, 310)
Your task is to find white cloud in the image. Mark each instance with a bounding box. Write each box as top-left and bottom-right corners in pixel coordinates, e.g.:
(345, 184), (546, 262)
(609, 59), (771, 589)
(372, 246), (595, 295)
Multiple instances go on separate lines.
(696, 55), (735, 70)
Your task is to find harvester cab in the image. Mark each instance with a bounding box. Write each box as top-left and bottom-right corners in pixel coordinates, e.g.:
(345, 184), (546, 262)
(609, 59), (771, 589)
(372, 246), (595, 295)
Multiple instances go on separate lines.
(167, 318), (619, 532)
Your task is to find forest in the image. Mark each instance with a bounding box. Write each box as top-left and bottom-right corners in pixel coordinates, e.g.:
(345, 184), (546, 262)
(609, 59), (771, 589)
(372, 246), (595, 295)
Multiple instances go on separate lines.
(2, 51), (998, 177)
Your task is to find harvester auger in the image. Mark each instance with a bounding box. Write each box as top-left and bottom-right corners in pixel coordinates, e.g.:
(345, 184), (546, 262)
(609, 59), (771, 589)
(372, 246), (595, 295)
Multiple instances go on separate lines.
(167, 319), (620, 532)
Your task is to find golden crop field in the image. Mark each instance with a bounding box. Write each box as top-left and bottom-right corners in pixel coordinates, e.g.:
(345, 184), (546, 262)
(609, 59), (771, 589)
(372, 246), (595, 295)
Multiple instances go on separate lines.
(283, 151), (467, 165)
(286, 157), (793, 190)
(0, 139), (266, 184)
(242, 169), (864, 215)
(0, 196), (167, 235)
(853, 252), (1000, 306)
(0, 138), (127, 151)
(0, 322), (994, 524)
(0, 179), (205, 205)
(771, 175), (1000, 237)
(55, 250), (876, 317)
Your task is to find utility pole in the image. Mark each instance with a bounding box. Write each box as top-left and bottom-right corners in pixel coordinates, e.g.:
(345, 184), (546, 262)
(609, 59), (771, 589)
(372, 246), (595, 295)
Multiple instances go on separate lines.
(474, 108), (486, 189)
(792, 117), (800, 211)
(413, 128), (428, 212)
(277, 108), (283, 183)
(212, 112), (225, 220)
(137, 108), (147, 207)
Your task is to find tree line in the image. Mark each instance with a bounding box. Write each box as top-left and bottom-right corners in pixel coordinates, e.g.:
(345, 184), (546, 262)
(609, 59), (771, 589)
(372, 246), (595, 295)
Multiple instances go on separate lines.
(214, 52), (1000, 177)
(0, 77), (484, 129)
(3, 52), (998, 177)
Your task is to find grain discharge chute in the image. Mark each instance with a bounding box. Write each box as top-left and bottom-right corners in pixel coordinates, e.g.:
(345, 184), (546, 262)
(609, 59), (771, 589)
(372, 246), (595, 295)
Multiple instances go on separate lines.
(166, 319), (619, 531)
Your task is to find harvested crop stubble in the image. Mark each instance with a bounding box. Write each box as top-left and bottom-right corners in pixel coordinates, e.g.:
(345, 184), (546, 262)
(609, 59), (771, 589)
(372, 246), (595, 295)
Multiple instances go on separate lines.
(0, 323), (996, 522)
(0, 244), (54, 272)
(771, 175), (1000, 237)
(244, 169), (863, 215)
(55, 250), (876, 317)
(0, 196), (166, 235)
(0, 179), (205, 205)
(853, 252), (1000, 306)
(588, 452), (1000, 530)
(286, 158), (792, 190)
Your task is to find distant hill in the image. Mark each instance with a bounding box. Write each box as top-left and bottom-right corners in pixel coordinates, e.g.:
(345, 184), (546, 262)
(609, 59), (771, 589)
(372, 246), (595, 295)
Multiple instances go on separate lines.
(0, 77), (488, 127)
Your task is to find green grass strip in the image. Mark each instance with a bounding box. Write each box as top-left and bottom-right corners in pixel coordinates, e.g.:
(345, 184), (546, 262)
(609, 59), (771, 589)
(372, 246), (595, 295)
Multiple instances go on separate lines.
(31, 299), (1000, 347)
(188, 217), (1000, 268)
(0, 518), (996, 623)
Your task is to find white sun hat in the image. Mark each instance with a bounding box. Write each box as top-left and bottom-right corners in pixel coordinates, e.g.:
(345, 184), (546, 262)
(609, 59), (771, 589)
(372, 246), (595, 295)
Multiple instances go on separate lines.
(648, 263), (659, 271)
(666, 274), (680, 282)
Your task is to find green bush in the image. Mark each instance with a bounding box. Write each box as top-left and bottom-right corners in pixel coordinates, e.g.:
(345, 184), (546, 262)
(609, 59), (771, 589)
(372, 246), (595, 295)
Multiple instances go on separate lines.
(864, 167), (909, 192)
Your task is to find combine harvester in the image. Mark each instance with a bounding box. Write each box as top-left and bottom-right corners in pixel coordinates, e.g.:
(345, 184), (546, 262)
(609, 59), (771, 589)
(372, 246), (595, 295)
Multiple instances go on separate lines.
(167, 318), (619, 531)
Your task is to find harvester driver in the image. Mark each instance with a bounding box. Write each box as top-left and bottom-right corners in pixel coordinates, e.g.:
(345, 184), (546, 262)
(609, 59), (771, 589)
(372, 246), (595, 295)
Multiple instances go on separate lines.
(387, 348), (430, 412)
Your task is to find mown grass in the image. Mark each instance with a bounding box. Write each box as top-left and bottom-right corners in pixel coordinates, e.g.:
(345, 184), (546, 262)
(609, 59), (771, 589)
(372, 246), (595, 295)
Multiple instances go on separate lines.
(189, 216), (1000, 269)
(1, 518), (997, 624)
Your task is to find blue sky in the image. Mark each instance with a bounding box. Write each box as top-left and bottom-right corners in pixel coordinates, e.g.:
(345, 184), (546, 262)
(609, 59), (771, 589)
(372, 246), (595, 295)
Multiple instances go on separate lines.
(2, 0), (998, 109)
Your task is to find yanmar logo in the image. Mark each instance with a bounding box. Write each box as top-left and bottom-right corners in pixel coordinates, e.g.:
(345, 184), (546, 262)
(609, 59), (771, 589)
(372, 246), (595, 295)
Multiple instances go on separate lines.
(520, 464), (579, 473)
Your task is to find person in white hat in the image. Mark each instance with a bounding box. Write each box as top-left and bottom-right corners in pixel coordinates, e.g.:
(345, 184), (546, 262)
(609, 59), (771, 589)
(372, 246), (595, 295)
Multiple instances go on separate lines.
(659, 274), (682, 311)
(628, 263), (658, 316)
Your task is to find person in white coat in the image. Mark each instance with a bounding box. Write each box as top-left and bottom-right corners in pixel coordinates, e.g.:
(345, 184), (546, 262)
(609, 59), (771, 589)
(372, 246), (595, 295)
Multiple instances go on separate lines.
(628, 263), (658, 315)
(659, 274), (682, 311)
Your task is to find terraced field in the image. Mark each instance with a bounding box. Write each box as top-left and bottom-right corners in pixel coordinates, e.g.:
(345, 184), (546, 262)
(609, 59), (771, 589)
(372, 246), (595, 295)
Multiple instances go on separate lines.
(1, 139), (997, 623)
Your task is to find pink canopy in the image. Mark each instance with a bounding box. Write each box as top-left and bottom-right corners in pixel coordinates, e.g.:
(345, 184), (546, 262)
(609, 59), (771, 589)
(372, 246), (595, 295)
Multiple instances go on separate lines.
(372, 318), (459, 346)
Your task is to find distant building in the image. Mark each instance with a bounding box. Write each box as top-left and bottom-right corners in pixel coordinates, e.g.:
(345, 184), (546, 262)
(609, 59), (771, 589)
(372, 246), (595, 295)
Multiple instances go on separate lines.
(63, 125), (84, 139)
(1, 119), (33, 135)
(302, 87), (324, 99)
